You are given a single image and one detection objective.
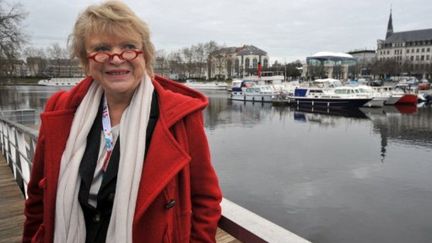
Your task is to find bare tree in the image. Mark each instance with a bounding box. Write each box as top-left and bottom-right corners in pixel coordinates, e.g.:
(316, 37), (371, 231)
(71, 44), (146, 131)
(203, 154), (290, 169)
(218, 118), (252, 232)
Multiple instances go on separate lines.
(0, 1), (27, 77)
(23, 47), (47, 77)
(46, 43), (69, 77)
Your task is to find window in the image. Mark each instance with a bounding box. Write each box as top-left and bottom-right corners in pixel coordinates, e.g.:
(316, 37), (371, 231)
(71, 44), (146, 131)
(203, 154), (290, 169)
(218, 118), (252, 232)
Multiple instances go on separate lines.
(422, 48), (425, 52)
(416, 56), (419, 61)
(427, 55), (430, 60)
(421, 55), (424, 61)
(427, 48), (430, 52)
(417, 49), (419, 53)
(252, 58), (258, 68)
(407, 49), (410, 54)
(410, 56), (414, 61)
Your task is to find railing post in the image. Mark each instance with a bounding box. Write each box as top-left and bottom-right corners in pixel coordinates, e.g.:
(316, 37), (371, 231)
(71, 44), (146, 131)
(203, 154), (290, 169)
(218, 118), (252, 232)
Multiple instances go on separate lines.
(17, 130), (31, 197)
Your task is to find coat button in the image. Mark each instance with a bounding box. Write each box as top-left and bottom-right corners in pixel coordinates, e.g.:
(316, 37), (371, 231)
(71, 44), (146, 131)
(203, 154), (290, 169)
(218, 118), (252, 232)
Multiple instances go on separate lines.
(93, 213), (101, 223)
(108, 193), (115, 202)
(165, 199), (176, 209)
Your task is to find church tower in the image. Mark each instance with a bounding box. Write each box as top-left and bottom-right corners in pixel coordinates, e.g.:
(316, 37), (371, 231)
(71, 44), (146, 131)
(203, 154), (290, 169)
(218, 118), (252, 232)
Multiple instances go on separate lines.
(385, 9), (393, 39)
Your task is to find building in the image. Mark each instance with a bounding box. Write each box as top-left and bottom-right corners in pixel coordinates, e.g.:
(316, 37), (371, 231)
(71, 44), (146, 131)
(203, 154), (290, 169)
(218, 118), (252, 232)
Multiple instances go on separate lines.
(348, 49), (376, 76)
(376, 9), (432, 78)
(207, 45), (269, 80)
(303, 52), (357, 80)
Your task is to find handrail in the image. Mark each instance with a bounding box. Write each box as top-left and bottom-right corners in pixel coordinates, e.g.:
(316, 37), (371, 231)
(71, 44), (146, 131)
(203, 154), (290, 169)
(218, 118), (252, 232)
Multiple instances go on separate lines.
(0, 115), (311, 243)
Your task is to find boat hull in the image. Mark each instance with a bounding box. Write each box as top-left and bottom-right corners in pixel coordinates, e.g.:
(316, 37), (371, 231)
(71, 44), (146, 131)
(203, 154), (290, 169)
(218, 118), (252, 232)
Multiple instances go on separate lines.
(364, 97), (387, 108)
(291, 97), (372, 108)
(385, 94), (417, 105)
(230, 94), (274, 103)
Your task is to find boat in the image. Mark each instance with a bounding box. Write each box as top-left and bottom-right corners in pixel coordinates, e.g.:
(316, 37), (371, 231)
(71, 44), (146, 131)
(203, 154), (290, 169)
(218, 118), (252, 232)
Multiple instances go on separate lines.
(356, 85), (389, 107)
(229, 72), (285, 103)
(38, 77), (83, 86)
(184, 79), (228, 90)
(230, 84), (274, 102)
(384, 87), (418, 106)
(290, 87), (372, 108)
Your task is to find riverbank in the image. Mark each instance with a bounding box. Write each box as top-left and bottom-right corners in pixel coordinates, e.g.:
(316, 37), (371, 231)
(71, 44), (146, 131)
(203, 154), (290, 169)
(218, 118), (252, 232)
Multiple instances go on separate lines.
(0, 77), (40, 85)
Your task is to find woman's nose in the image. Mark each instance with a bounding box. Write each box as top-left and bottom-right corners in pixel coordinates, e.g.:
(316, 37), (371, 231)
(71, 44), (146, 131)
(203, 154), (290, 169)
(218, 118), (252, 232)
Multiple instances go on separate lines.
(110, 49), (125, 64)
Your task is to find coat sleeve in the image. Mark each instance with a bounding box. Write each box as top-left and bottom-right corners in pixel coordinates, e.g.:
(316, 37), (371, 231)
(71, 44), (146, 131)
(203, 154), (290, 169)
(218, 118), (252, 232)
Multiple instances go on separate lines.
(184, 110), (222, 243)
(22, 91), (64, 243)
(22, 126), (46, 243)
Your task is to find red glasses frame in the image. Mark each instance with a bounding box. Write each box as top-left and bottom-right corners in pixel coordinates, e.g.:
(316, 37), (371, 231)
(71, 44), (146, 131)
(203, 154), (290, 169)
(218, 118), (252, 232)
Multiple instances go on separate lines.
(87, 50), (143, 63)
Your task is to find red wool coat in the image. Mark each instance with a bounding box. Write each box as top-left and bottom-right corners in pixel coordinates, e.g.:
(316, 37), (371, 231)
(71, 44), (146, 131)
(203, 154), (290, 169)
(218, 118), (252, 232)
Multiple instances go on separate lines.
(22, 75), (222, 243)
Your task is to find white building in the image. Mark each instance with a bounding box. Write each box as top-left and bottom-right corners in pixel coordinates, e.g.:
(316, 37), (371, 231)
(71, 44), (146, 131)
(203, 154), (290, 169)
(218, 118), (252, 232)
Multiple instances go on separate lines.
(207, 45), (269, 80)
(376, 10), (432, 77)
(303, 52), (357, 80)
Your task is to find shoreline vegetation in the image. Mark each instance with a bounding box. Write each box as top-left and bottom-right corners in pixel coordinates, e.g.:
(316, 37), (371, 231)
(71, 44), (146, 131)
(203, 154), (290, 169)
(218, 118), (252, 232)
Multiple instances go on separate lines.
(0, 77), (41, 85)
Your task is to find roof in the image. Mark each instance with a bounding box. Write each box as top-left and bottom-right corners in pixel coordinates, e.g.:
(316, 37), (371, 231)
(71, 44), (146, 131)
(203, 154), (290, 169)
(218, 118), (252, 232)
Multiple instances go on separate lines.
(210, 45), (267, 57)
(385, 28), (432, 43)
(348, 50), (376, 55)
(311, 52), (353, 59)
(236, 45), (267, 56)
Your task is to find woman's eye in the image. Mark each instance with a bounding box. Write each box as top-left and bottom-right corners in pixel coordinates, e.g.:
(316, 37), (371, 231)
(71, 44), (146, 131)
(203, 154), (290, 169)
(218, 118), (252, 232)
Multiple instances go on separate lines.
(124, 44), (136, 50)
(95, 46), (110, 52)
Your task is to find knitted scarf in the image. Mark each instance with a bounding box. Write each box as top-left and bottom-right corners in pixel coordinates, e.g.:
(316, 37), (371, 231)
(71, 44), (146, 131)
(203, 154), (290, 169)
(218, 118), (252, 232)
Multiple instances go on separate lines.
(54, 75), (154, 243)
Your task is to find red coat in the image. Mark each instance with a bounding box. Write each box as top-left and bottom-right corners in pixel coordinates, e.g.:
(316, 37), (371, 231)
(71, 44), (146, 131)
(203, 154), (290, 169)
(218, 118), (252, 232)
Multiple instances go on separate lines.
(23, 75), (222, 243)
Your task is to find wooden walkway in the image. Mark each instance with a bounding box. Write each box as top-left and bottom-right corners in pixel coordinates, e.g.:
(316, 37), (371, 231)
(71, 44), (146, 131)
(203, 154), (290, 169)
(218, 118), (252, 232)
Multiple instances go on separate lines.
(0, 155), (238, 243)
(0, 155), (25, 243)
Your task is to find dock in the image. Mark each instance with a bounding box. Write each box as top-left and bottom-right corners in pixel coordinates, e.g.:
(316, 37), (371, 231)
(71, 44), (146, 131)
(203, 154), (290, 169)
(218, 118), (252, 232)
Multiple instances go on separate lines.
(0, 155), (25, 243)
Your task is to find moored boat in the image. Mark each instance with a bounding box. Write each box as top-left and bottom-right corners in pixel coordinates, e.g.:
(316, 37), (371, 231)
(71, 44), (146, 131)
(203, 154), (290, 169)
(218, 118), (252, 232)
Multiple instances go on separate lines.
(184, 79), (228, 90)
(290, 87), (372, 108)
(38, 77), (82, 86)
(230, 84), (274, 102)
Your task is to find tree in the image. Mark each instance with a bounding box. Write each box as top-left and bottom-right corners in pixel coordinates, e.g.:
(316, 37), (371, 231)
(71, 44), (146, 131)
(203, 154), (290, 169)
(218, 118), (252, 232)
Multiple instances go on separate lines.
(23, 47), (47, 77)
(45, 43), (69, 77)
(0, 1), (27, 77)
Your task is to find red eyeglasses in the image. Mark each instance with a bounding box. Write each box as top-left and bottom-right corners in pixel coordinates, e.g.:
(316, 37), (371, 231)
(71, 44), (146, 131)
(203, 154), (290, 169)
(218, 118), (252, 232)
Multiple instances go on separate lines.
(87, 50), (143, 63)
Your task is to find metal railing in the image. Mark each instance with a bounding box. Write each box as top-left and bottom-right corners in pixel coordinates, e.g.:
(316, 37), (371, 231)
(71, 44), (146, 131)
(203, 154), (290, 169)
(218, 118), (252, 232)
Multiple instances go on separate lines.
(0, 115), (311, 243)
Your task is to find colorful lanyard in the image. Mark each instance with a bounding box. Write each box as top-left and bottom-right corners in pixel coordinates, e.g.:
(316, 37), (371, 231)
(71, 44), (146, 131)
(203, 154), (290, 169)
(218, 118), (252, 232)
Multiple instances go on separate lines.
(101, 95), (113, 171)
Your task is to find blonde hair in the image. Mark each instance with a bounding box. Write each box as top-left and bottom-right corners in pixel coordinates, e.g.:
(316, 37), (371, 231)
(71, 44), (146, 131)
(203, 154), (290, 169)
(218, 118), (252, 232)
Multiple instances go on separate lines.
(69, 0), (155, 77)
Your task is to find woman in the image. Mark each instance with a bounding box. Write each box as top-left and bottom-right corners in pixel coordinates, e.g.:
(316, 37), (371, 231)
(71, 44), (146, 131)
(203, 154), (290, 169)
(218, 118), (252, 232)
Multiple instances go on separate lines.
(22, 1), (222, 242)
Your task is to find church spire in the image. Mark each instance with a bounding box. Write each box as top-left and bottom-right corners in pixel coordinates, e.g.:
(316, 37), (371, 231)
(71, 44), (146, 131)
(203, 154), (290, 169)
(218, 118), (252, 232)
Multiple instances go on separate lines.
(386, 7), (393, 39)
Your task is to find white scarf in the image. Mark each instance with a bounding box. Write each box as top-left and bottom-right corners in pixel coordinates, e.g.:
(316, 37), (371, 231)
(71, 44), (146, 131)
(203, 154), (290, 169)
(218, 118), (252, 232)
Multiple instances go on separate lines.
(54, 74), (154, 243)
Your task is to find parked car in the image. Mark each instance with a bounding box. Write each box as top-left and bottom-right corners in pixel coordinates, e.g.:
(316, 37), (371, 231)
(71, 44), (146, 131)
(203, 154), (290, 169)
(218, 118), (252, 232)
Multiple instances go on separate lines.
(418, 79), (431, 90)
(368, 79), (383, 86)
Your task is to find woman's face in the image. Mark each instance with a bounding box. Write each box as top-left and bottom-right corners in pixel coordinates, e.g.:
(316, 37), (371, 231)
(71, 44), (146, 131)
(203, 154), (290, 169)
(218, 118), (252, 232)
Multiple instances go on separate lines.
(85, 33), (146, 99)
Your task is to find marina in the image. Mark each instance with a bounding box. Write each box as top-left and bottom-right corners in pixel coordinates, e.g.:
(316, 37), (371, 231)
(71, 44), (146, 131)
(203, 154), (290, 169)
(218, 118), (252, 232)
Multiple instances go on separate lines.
(1, 85), (432, 243)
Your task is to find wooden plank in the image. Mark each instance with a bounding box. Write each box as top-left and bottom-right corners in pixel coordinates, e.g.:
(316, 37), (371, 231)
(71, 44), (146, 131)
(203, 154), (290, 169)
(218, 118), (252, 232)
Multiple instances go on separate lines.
(216, 228), (242, 243)
(0, 155), (24, 243)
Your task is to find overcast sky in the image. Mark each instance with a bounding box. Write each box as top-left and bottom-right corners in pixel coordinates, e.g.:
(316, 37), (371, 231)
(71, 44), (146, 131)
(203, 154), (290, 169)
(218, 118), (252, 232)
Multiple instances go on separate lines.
(19, 0), (431, 63)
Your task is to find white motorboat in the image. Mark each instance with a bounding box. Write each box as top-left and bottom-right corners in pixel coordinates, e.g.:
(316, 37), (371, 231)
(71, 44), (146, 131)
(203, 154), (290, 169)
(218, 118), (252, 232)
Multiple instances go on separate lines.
(290, 86), (372, 108)
(38, 77), (83, 86)
(356, 85), (388, 107)
(230, 84), (275, 102)
(184, 80), (228, 90)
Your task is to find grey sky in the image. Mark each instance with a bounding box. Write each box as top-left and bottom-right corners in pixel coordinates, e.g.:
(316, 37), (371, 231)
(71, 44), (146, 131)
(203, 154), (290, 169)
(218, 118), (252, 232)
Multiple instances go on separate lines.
(20, 0), (432, 62)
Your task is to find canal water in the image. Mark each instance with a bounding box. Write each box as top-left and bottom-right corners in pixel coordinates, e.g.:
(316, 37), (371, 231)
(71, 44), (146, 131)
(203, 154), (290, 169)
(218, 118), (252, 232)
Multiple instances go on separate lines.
(1, 85), (432, 243)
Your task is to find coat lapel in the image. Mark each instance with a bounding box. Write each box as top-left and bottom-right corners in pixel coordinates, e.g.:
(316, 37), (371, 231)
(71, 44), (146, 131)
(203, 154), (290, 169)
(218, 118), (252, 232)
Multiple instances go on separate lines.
(134, 119), (191, 219)
(40, 109), (75, 227)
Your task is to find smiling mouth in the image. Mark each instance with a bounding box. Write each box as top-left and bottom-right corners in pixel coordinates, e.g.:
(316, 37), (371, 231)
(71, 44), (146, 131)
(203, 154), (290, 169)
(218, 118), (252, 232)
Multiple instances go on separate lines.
(106, 71), (130, 75)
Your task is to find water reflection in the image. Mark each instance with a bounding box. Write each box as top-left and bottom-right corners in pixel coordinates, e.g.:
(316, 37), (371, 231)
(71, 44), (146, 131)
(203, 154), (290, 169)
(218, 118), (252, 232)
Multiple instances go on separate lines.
(201, 91), (432, 243)
(0, 85), (68, 126)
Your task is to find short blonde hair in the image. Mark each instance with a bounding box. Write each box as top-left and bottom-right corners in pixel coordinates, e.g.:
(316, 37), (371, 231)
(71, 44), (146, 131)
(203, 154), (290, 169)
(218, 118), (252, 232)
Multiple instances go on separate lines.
(69, 0), (155, 77)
